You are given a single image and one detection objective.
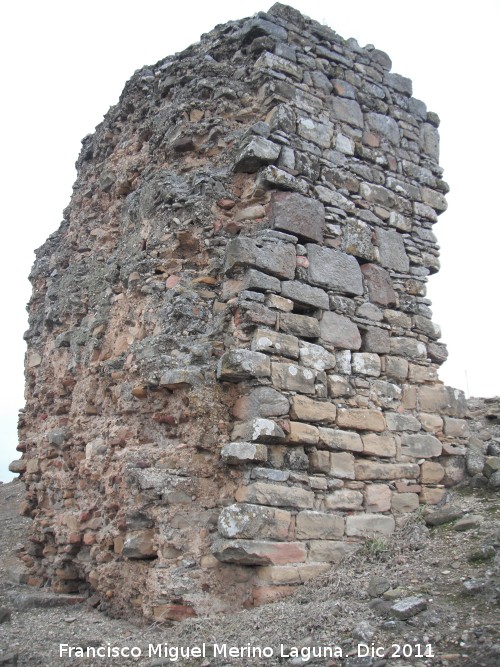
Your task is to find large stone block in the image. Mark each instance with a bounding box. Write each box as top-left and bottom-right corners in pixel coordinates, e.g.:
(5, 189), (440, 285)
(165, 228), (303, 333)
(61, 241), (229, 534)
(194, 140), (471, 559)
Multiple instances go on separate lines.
(330, 452), (355, 479)
(221, 442), (268, 464)
(390, 337), (427, 360)
(320, 312), (361, 350)
(336, 408), (386, 432)
(355, 461), (420, 480)
(365, 112), (400, 144)
(279, 312), (321, 338)
(286, 422), (320, 445)
(255, 563), (331, 585)
(361, 263), (397, 306)
(401, 434), (442, 458)
(365, 484), (391, 512)
(218, 504), (291, 540)
(385, 412), (421, 432)
(443, 417), (470, 438)
(234, 137), (281, 172)
(420, 461), (445, 484)
(375, 229), (409, 272)
(341, 219), (376, 261)
(362, 433), (397, 458)
(319, 427), (363, 452)
(308, 540), (357, 563)
(217, 349), (270, 381)
(307, 245), (363, 295)
(352, 353), (381, 377)
(391, 493), (419, 513)
(330, 97), (363, 127)
(325, 488), (363, 510)
(231, 419), (285, 443)
(296, 511), (345, 540)
(308, 449), (331, 474)
(224, 237), (296, 279)
(281, 280), (329, 310)
(251, 328), (299, 359)
(418, 385), (467, 417)
(269, 191), (325, 243)
(362, 328), (391, 354)
(290, 395), (336, 423)
(235, 482), (314, 509)
(299, 341), (336, 371)
(233, 387), (290, 420)
(271, 362), (315, 393)
(212, 539), (306, 565)
(345, 514), (395, 537)
(297, 115), (333, 147)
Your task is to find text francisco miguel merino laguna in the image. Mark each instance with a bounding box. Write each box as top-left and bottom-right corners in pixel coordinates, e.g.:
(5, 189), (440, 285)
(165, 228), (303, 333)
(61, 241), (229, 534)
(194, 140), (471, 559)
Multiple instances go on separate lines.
(60, 642), (435, 660)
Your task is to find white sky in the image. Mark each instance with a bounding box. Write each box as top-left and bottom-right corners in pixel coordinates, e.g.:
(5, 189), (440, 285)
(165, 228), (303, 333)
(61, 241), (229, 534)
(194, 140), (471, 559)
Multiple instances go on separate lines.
(1, 0), (498, 481)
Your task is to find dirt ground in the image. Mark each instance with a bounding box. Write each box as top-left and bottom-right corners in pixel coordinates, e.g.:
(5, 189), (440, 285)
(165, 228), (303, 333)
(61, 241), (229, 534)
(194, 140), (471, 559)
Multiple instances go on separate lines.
(0, 480), (498, 667)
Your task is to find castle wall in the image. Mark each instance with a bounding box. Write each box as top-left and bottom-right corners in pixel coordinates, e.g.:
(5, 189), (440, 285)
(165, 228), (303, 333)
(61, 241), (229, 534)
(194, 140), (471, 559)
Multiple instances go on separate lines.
(12, 3), (469, 619)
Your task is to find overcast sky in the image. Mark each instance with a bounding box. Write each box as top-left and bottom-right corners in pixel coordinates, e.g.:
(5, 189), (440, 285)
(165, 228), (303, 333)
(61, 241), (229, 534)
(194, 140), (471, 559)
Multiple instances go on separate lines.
(1, 0), (498, 481)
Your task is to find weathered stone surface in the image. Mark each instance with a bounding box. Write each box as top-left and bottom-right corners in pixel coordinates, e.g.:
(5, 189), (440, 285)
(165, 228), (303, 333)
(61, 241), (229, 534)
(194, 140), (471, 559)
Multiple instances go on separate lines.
(271, 362), (315, 393)
(217, 349), (271, 381)
(362, 433), (396, 458)
(330, 452), (355, 479)
(319, 427), (363, 452)
(385, 356), (409, 381)
(307, 540), (356, 563)
(221, 442), (268, 464)
(401, 434), (442, 458)
(251, 328), (299, 359)
(443, 417), (470, 438)
(390, 337), (427, 359)
(330, 97), (363, 127)
(385, 412), (421, 432)
(325, 488), (363, 510)
(418, 386), (467, 417)
(297, 117), (334, 148)
(281, 281), (329, 310)
(218, 504), (291, 540)
(307, 245), (363, 295)
(296, 511), (344, 540)
(352, 352), (381, 377)
(231, 419), (285, 443)
(366, 112), (400, 144)
(213, 539), (306, 565)
(255, 563), (330, 585)
(234, 137), (281, 172)
(233, 387), (290, 420)
(345, 514), (395, 537)
(291, 396), (336, 423)
(341, 219), (376, 260)
(391, 492), (419, 513)
(235, 482), (314, 509)
(320, 312), (361, 350)
(225, 237), (296, 279)
(159, 368), (203, 389)
(363, 264), (399, 311)
(355, 461), (420, 480)
(286, 422), (320, 445)
(279, 312), (320, 338)
(308, 449), (331, 474)
(269, 192), (325, 243)
(420, 461), (445, 484)
(362, 328), (391, 354)
(299, 341), (336, 371)
(365, 484), (391, 512)
(337, 408), (386, 432)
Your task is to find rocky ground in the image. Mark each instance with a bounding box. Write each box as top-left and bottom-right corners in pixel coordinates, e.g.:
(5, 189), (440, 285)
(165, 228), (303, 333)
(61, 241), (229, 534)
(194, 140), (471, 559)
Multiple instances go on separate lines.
(0, 480), (498, 667)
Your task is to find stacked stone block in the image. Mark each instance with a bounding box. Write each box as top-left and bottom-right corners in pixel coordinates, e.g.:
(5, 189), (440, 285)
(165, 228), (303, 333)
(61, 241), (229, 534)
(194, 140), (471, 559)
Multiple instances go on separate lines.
(13, 3), (470, 617)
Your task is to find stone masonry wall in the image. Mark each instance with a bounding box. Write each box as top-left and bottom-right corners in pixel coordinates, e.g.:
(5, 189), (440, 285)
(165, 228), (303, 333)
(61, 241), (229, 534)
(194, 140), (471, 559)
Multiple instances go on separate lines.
(12, 3), (469, 620)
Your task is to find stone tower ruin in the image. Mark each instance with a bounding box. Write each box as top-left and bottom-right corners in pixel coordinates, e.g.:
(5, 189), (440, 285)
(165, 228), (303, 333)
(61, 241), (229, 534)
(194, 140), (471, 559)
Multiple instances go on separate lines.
(13, 3), (469, 620)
